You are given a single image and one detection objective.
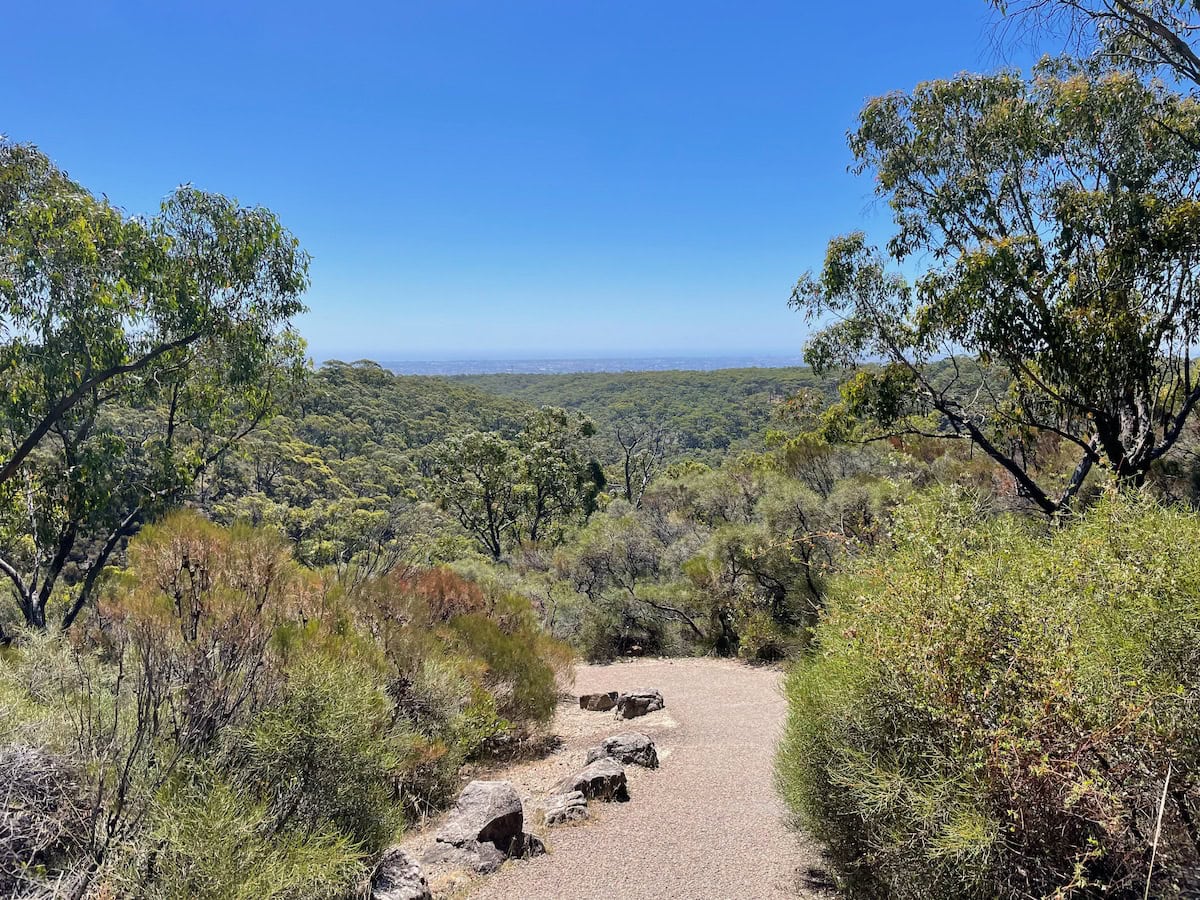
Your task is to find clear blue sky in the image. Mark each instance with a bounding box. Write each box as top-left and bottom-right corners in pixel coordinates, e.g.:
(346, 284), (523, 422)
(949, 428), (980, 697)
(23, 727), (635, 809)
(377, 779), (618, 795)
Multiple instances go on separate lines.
(3, 1), (1029, 360)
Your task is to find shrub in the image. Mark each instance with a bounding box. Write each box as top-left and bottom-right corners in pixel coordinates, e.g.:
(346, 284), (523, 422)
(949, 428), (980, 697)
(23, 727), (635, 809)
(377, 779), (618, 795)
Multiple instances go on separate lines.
(231, 649), (404, 850)
(449, 612), (558, 722)
(124, 775), (363, 900)
(0, 516), (573, 893)
(352, 567), (568, 728)
(778, 491), (1200, 899)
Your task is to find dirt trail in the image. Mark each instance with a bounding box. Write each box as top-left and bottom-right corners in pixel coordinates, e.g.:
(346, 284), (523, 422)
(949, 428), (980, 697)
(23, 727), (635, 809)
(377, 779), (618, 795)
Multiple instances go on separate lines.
(454, 657), (831, 900)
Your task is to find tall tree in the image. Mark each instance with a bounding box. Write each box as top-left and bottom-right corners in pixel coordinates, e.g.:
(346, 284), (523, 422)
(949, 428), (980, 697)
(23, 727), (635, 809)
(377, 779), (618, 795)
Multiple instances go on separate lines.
(793, 61), (1200, 515)
(612, 417), (675, 509)
(516, 407), (602, 543)
(423, 408), (601, 559)
(992, 0), (1200, 88)
(423, 431), (521, 561)
(0, 141), (309, 628)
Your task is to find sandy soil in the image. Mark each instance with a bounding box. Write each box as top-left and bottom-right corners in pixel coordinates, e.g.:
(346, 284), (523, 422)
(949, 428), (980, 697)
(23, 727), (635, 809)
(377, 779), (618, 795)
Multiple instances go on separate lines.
(412, 657), (834, 900)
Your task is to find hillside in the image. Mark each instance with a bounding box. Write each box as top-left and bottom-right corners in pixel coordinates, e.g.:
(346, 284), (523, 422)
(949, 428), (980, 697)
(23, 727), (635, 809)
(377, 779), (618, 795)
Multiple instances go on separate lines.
(455, 367), (839, 457)
(301, 360), (534, 452)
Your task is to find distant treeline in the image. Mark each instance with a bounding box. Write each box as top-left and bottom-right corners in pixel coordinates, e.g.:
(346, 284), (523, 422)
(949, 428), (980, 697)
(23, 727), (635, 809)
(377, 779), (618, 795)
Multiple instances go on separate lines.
(455, 367), (840, 458)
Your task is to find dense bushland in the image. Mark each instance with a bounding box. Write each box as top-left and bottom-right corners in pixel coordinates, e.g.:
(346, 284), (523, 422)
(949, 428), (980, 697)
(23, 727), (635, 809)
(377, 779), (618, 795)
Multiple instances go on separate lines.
(778, 492), (1200, 898)
(456, 367), (841, 462)
(0, 512), (569, 897)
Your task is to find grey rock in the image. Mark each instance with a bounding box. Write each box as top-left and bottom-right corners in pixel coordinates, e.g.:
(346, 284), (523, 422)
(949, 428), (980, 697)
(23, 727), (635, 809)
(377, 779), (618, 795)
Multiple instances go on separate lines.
(552, 757), (629, 802)
(615, 688), (665, 719)
(578, 691), (619, 711)
(585, 732), (659, 769)
(436, 780), (524, 849)
(543, 790), (589, 826)
(424, 780), (527, 873)
(519, 832), (547, 857)
(371, 847), (432, 900)
(423, 839), (508, 875)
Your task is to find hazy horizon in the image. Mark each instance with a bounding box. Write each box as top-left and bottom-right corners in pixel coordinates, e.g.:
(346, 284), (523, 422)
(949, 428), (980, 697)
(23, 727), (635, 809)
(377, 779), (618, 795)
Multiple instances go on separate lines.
(312, 351), (809, 376)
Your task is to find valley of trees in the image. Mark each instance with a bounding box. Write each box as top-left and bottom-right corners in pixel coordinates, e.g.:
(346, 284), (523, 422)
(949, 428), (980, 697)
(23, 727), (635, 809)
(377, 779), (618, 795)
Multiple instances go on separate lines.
(456, 367), (840, 462)
(6, 0), (1200, 897)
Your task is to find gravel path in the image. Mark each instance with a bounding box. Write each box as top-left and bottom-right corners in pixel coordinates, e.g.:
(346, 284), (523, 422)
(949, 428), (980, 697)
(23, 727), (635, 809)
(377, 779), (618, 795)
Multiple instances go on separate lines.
(451, 657), (832, 900)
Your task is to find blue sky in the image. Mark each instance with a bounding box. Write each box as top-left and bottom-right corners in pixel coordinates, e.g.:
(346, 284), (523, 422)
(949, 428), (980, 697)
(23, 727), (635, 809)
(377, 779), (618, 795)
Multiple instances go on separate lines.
(3, 1), (1029, 360)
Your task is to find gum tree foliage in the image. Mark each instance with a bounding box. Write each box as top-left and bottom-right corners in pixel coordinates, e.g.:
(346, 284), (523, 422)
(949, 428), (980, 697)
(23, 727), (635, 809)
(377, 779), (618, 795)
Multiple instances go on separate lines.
(200, 362), (531, 579)
(992, 0), (1200, 89)
(0, 141), (309, 629)
(793, 61), (1200, 515)
(422, 408), (602, 559)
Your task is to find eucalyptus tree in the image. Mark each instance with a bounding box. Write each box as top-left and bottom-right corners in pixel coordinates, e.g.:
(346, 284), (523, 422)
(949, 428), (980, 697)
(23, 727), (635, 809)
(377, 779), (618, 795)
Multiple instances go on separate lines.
(423, 407), (602, 559)
(0, 141), (309, 628)
(991, 0), (1200, 88)
(423, 430), (521, 561)
(793, 60), (1200, 515)
(516, 406), (602, 543)
(612, 417), (676, 509)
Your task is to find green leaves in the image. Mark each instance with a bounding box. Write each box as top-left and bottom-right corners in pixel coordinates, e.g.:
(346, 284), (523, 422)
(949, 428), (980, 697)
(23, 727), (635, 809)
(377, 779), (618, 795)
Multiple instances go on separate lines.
(794, 61), (1200, 511)
(0, 140), (310, 628)
(779, 491), (1200, 897)
(422, 408), (601, 559)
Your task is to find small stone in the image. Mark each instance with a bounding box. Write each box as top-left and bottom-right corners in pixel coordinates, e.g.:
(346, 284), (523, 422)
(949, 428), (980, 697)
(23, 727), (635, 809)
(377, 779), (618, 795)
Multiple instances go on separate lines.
(370, 848), (432, 900)
(585, 732), (659, 769)
(552, 757), (629, 802)
(614, 688), (665, 719)
(422, 839), (507, 875)
(579, 691), (619, 711)
(543, 790), (589, 826)
(520, 833), (547, 857)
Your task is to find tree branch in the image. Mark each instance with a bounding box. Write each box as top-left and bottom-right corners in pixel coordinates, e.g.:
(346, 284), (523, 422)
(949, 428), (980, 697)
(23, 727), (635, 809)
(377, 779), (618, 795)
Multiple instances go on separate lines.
(0, 333), (200, 488)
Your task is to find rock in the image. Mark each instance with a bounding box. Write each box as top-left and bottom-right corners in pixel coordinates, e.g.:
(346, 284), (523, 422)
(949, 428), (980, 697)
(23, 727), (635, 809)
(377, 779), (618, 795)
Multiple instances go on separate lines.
(552, 757), (629, 802)
(370, 848), (432, 900)
(424, 780), (528, 874)
(585, 732), (659, 769)
(436, 780), (524, 849)
(422, 839), (508, 875)
(614, 688), (665, 719)
(543, 790), (589, 826)
(519, 832), (547, 857)
(578, 691), (619, 712)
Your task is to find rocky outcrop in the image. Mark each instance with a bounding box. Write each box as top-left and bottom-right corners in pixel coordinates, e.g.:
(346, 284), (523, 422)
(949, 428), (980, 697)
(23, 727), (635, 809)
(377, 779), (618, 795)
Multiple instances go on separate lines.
(423, 780), (537, 874)
(553, 757), (629, 802)
(543, 790), (589, 826)
(585, 732), (659, 769)
(578, 691), (619, 712)
(370, 848), (432, 900)
(615, 688), (665, 719)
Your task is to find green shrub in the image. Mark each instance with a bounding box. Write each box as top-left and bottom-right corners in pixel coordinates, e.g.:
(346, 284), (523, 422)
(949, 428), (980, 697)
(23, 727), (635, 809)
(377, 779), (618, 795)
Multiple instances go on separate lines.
(778, 491), (1200, 899)
(352, 566), (570, 729)
(450, 610), (558, 722)
(126, 775), (364, 900)
(231, 648), (404, 851)
(1, 517), (576, 894)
